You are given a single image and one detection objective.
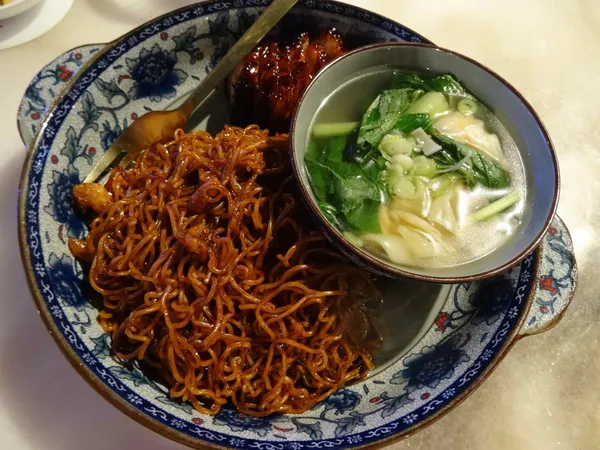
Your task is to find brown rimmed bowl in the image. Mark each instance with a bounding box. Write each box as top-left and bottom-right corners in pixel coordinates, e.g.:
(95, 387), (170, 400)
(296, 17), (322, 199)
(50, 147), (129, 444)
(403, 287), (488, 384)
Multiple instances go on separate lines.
(290, 42), (560, 284)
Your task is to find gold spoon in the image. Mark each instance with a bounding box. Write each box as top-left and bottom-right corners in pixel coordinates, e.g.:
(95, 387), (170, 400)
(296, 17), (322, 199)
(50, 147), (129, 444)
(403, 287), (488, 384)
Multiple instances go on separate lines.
(84, 0), (298, 183)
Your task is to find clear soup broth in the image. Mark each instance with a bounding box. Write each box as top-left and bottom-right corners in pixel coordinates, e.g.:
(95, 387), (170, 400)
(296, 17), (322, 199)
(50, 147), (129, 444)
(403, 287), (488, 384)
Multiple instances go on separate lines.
(305, 68), (526, 269)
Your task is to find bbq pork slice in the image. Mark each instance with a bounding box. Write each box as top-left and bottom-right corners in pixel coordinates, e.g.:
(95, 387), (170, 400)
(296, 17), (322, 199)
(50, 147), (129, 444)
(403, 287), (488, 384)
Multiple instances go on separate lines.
(228, 29), (345, 133)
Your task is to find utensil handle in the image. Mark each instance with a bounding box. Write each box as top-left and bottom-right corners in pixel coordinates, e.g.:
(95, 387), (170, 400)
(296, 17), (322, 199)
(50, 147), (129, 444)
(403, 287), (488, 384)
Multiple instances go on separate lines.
(518, 215), (577, 337)
(179, 0), (299, 117)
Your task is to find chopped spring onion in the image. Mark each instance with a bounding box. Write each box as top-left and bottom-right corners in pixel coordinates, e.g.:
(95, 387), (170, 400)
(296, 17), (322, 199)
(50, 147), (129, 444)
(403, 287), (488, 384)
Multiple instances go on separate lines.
(385, 164), (406, 185)
(411, 128), (442, 156)
(393, 178), (416, 199)
(413, 155), (437, 178)
(470, 191), (522, 224)
(312, 121), (359, 138)
(379, 134), (413, 156)
(428, 173), (460, 198)
(392, 154), (414, 171)
(457, 99), (478, 116)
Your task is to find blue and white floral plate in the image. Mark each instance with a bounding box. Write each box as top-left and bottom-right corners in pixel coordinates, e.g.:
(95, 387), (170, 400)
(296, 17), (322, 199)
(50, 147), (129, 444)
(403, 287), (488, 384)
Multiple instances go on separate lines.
(17, 1), (578, 449)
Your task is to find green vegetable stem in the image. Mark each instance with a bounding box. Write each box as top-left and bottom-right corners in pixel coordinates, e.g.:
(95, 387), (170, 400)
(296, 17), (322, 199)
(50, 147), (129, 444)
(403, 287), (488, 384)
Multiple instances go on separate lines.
(470, 191), (522, 223)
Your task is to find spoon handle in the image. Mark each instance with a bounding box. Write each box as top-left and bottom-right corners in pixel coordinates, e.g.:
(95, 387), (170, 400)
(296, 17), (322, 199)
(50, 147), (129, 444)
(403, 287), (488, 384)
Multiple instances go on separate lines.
(180, 0), (299, 117)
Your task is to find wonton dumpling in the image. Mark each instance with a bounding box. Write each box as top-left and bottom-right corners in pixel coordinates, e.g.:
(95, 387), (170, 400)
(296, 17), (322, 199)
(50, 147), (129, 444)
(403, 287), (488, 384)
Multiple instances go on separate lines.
(361, 234), (410, 264)
(387, 185), (431, 220)
(389, 210), (443, 240)
(434, 111), (506, 168)
(428, 192), (458, 233)
(396, 225), (443, 259)
(375, 205), (453, 263)
(379, 206), (396, 235)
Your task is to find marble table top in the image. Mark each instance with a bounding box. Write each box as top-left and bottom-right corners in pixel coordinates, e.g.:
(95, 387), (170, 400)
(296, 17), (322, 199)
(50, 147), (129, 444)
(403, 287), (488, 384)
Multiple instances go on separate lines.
(0, 1), (596, 449)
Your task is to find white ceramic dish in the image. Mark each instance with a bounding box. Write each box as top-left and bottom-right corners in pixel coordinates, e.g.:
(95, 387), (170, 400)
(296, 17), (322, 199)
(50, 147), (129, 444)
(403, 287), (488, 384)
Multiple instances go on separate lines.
(0, 0), (41, 21)
(0, 0), (73, 51)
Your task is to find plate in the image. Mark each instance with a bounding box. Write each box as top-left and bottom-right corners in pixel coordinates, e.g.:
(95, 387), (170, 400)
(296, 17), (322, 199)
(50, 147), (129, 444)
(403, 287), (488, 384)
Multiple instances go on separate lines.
(17, 1), (577, 448)
(0, 0), (40, 21)
(0, 0), (73, 50)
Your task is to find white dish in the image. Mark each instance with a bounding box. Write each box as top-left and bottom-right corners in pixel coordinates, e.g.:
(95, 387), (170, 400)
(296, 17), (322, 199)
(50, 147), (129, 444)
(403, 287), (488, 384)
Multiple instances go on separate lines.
(0, 0), (41, 21)
(0, 0), (73, 50)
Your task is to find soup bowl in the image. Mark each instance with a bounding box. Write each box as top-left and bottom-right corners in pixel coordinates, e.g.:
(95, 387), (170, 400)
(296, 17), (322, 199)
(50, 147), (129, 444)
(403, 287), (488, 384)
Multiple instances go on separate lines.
(290, 43), (560, 284)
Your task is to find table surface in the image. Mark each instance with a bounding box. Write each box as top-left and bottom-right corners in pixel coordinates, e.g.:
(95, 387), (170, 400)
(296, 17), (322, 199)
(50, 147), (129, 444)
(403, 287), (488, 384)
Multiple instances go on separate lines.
(0, 0), (597, 449)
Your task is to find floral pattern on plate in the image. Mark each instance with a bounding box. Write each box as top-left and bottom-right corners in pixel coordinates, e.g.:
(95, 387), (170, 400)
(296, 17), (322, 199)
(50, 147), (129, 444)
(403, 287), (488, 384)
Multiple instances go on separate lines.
(18, 45), (101, 146)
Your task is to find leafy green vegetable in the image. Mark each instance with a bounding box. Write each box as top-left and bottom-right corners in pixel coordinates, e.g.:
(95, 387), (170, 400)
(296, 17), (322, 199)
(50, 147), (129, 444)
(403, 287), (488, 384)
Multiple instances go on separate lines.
(358, 155), (388, 186)
(392, 71), (475, 100)
(393, 113), (433, 133)
(356, 88), (417, 156)
(318, 201), (344, 229)
(305, 136), (386, 233)
(342, 195), (382, 233)
(469, 150), (510, 189)
(305, 140), (332, 201)
(429, 133), (509, 189)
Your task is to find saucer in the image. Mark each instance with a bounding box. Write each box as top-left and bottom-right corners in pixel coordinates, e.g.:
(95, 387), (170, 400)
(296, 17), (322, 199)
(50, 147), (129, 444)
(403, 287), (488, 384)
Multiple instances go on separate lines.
(0, 0), (73, 50)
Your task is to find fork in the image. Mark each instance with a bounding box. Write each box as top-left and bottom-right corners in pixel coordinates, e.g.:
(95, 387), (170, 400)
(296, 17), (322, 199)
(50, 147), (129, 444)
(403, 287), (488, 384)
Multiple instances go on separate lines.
(83, 0), (298, 184)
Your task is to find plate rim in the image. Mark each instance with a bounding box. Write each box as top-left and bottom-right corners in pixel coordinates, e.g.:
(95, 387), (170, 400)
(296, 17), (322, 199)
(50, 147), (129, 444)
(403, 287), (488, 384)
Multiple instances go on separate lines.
(16, 0), (542, 448)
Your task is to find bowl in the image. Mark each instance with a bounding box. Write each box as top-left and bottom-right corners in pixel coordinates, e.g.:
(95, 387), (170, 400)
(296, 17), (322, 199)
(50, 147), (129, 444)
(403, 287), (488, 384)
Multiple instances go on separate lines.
(291, 43), (560, 284)
(0, 0), (41, 20)
(17, 1), (576, 449)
